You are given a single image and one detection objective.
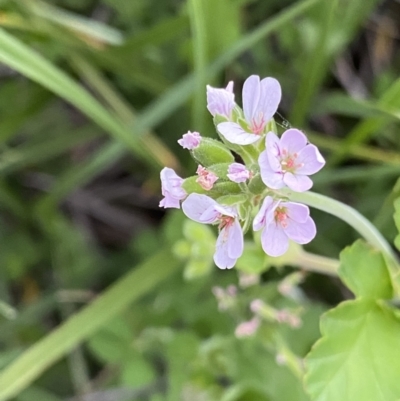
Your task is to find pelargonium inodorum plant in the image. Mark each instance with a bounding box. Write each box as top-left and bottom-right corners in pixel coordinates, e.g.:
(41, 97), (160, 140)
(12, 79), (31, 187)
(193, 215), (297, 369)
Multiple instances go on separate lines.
(160, 75), (327, 269)
(159, 75), (400, 400)
(159, 75), (399, 273)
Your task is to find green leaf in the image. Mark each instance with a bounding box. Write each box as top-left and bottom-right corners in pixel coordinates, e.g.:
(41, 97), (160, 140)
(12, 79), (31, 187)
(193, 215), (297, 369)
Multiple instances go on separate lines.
(338, 240), (392, 299)
(305, 299), (400, 401)
(0, 249), (181, 401)
(120, 354), (155, 387)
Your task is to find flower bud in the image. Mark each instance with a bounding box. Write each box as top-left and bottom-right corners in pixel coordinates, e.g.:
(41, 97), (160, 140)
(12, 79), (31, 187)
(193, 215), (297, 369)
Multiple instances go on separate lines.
(191, 137), (234, 167)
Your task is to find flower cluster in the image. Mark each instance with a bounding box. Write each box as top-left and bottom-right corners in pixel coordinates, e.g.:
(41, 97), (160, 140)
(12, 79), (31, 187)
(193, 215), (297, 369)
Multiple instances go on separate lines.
(160, 75), (325, 269)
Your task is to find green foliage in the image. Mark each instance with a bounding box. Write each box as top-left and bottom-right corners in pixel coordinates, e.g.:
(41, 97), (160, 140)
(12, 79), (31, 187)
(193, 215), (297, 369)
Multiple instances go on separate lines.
(0, 0), (400, 400)
(305, 300), (400, 401)
(339, 240), (392, 299)
(305, 241), (400, 401)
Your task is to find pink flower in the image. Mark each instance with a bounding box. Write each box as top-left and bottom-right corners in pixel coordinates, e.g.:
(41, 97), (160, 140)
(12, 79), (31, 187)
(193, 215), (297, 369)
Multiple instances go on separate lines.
(218, 75), (281, 145)
(182, 194), (244, 269)
(227, 163), (251, 183)
(159, 167), (187, 209)
(259, 129), (325, 192)
(196, 165), (218, 190)
(253, 196), (316, 257)
(206, 81), (235, 118)
(177, 131), (201, 150)
(235, 317), (260, 338)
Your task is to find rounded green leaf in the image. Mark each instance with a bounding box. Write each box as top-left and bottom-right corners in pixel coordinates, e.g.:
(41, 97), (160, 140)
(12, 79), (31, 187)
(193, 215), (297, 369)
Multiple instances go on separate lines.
(305, 299), (400, 401)
(339, 240), (392, 299)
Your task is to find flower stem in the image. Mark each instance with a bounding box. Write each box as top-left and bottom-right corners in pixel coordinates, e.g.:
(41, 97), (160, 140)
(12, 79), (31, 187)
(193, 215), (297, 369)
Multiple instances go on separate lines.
(289, 249), (339, 276)
(284, 190), (399, 267)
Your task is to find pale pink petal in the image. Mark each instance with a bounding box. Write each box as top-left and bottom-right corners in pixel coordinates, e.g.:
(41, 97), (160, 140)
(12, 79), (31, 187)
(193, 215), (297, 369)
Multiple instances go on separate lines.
(218, 122), (261, 145)
(242, 75), (260, 122)
(214, 204), (237, 218)
(253, 196), (275, 231)
(261, 222), (289, 257)
(227, 163), (250, 183)
(295, 144), (326, 175)
(227, 219), (244, 259)
(225, 81), (234, 92)
(159, 167), (186, 209)
(160, 168), (185, 196)
(182, 194), (218, 223)
(265, 132), (282, 171)
(177, 131), (201, 149)
(214, 226), (237, 269)
(283, 201), (309, 223)
(279, 129), (307, 155)
(159, 195), (180, 209)
(206, 85), (235, 118)
(258, 77), (281, 122)
(284, 216), (316, 244)
(259, 153), (285, 189)
(283, 172), (313, 192)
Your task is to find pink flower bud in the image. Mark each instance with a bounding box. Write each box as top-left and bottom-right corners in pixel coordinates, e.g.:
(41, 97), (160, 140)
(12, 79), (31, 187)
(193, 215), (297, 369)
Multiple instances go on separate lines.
(196, 165), (218, 190)
(159, 167), (186, 209)
(227, 163), (251, 183)
(177, 131), (201, 150)
(250, 299), (265, 313)
(235, 317), (260, 338)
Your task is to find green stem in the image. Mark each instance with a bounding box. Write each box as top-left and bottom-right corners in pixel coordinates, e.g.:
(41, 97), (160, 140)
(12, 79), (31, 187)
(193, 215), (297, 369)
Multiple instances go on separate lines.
(284, 190), (399, 267)
(292, 250), (339, 276)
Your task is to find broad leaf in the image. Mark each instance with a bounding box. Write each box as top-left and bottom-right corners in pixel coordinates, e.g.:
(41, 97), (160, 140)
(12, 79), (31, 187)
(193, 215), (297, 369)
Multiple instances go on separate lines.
(338, 240), (392, 299)
(305, 300), (400, 401)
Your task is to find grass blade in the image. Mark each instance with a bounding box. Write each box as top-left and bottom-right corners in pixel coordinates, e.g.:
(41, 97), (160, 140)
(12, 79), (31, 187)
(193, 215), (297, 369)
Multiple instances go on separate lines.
(0, 249), (181, 401)
(0, 28), (162, 169)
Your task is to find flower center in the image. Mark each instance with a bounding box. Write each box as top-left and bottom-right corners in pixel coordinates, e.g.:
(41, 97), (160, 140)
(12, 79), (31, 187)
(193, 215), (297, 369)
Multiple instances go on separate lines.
(280, 150), (303, 173)
(274, 207), (288, 228)
(250, 112), (266, 135)
(218, 215), (234, 230)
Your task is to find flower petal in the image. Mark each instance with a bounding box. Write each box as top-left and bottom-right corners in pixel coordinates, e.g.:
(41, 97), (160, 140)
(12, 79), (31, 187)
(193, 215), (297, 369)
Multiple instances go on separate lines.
(225, 81), (234, 92)
(258, 77), (281, 122)
(284, 216), (316, 244)
(283, 172), (313, 192)
(159, 196), (180, 209)
(283, 201), (309, 223)
(214, 226), (237, 269)
(227, 219), (244, 259)
(206, 85), (235, 118)
(279, 129), (307, 155)
(218, 122), (261, 145)
(253, 196), (275, 231)
(296, 144), (326, 175)
(259, 153), (285, 189)
(265, 132), (282, 171)
(261, 222), (289, 257)
(182, 194), (218, 224)
(242, 75), (260, 122)
(227, 163), (250, 183)
(177, 131), (201, 150)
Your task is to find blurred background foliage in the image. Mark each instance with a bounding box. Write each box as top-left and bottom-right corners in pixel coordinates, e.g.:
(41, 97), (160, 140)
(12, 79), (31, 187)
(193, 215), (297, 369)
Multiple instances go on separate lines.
(0, 0), (399, 400)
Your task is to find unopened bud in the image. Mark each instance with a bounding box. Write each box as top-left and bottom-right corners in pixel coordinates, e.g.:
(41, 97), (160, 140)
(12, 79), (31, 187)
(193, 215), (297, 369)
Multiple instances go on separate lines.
(191, 137), (234, 167)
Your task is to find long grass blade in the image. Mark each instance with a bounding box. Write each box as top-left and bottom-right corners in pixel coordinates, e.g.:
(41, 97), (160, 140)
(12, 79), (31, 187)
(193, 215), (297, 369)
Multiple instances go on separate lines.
(0, 249), (180, 401)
